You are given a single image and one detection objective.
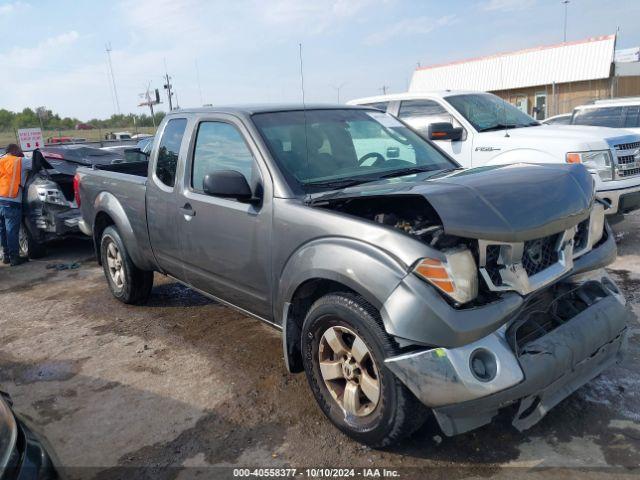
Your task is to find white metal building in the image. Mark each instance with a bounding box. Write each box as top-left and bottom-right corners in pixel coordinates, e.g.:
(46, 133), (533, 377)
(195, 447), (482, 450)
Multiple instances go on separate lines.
(409, 35), (640, 119)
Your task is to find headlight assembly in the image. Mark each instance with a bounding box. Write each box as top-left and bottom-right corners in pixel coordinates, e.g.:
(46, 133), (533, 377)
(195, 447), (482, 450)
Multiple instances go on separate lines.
(566, 150), (614, 182)
(413, 248), (478, 305)
(36, 186), (68, 206)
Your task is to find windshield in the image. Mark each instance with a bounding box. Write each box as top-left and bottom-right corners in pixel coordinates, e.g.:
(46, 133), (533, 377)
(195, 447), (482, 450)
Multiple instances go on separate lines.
(252, 109), (455, 193)
(447, 94), (539, 131)
(572, 106), (624, 128)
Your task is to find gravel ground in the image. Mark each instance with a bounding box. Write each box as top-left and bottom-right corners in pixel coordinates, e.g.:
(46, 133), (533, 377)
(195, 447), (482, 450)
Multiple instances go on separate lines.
(1, 214), (639, 479)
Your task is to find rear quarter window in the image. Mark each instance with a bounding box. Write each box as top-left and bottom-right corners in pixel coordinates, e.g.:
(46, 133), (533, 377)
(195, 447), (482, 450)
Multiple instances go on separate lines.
(398, 99), (447, 118)
(155, 118), (187, 188)
(360, 102), (390, 112)
(573, 106), (624, 128)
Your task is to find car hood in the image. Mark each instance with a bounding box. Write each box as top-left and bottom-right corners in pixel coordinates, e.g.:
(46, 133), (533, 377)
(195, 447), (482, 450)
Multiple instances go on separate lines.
(311, 163), (594, 242)
(481, 124), (640, 147)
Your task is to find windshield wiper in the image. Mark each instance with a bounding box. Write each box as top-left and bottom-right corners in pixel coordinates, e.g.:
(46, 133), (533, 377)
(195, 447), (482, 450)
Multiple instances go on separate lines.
(477, 123), (519, 132)
(379, 166), (435, 179)
(303, 178), (371, 189)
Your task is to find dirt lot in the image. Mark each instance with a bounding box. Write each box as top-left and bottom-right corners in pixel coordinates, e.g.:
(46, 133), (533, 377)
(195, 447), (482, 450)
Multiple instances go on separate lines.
(1, 214), (639, 479)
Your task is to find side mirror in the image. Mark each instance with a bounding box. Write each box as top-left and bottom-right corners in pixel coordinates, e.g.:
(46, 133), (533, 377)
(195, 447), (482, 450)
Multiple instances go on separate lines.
(203, 170), (257, 203)
(427, 122), (463, 142)
(123, 148), (149, 163)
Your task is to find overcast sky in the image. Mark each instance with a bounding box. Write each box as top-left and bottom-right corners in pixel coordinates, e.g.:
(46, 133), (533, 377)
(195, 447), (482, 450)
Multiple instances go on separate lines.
(1, 0), (640, 120)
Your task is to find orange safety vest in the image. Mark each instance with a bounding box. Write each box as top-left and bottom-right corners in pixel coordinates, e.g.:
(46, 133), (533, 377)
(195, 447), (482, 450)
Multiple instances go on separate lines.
(0, 154), (22, 199)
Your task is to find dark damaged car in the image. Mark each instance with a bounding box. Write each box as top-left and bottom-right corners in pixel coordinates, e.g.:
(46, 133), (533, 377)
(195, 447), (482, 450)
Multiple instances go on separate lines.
(75, 106), (630, 446)
(0, 390), (58, 479)
(20, 146), (124, 258)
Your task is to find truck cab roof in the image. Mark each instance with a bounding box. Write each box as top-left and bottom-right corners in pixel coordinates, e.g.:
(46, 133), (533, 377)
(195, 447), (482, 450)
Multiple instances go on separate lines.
(347, 90), (486, 105)
(169, 103), (368, 117)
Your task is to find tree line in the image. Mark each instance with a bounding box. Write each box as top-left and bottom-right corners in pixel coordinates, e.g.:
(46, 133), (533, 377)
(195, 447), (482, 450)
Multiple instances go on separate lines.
(0, 107), (166, 132)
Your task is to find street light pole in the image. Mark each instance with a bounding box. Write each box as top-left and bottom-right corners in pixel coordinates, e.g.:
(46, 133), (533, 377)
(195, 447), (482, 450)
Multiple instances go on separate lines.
(562, 0), (570, 42)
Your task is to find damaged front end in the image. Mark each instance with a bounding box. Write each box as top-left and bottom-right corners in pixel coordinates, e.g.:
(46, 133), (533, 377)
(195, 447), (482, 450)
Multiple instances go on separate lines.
(386, 272), (629, 436)
(312, 163), (629, 436)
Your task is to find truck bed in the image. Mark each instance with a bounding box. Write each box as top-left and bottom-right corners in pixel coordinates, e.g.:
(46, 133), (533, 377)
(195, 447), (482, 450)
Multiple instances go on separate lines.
(92, 160), (149, 177)
(76, 162), (154, 269)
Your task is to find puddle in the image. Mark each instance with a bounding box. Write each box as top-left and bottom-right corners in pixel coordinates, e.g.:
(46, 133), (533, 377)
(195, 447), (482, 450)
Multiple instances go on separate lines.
(0, 355), (87, 385)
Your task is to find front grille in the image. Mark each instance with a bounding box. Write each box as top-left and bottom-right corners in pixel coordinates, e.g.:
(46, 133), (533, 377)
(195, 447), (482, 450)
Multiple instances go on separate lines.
(615, 141), (640, 151)
(484, 245), (503, 286)
(617, 154), (637, 165)
(521, 234), (560, 276)
(618, 167), (640, 178)
(573, 218), (589, 252)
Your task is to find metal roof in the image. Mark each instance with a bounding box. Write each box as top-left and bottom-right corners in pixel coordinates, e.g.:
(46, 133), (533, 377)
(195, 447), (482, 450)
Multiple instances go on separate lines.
(410, 34), (616, 93)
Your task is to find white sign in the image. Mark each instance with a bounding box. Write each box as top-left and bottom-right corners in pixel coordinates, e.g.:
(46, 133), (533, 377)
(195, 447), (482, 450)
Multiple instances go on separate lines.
(17, 128), (43, 151)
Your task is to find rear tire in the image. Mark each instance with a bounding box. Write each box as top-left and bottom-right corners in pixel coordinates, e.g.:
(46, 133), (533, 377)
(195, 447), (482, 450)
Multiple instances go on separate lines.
(100, 226), (153, 304)
(301, 292), (427, 448)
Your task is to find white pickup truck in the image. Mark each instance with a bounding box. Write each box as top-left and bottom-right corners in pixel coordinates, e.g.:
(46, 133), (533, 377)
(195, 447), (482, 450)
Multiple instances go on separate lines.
(349, 91), (640, 218)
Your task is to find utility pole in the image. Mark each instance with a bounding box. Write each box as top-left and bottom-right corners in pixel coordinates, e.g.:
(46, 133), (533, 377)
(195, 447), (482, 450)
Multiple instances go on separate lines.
(562, 0), (570, 42)
(163, 59), (174, 111)
(380, 85), (389, 95)
(139, 83), (161, 128)
(105, 42), (121, 115)
(164, 72), (174, 110)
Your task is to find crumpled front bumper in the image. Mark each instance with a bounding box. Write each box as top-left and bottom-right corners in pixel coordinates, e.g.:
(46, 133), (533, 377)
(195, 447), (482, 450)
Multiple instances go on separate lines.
(385, 271), (630, 436)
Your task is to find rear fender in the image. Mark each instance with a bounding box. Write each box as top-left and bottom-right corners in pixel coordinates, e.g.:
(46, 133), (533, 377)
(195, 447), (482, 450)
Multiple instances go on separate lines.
(93, 191), (154, 270)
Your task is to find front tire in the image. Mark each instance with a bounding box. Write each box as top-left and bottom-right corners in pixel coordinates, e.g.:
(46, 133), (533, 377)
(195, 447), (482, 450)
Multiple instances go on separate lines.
(100, 226), (153, 304)
(302, 293), (426, 447)
(20, 222), (47, 259)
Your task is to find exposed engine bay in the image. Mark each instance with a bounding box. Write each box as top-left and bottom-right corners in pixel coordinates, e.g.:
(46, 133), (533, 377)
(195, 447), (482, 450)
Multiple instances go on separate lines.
(314, 191), (605, 309)
(316, 195), (465, 250)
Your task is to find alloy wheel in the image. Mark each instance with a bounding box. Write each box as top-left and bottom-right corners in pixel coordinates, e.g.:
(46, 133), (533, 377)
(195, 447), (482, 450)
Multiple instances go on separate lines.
(106, 241), (125, 290)
(318, 325), (380, 417)
(18, 224), (29, 258)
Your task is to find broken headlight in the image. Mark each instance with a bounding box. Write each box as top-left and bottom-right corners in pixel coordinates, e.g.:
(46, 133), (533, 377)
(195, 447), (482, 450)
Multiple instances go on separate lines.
(566, 150), (614, 182)
(413, 247), (478, 305)
(36, 186), (68, 206)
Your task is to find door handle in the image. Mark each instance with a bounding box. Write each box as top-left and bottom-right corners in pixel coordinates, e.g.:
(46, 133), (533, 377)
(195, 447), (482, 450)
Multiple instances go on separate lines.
(180, 203), (196, 220)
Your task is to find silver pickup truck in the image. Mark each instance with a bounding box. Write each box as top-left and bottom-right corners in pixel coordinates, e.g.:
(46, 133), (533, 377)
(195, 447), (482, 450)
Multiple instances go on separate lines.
(75, 105), (629, 447)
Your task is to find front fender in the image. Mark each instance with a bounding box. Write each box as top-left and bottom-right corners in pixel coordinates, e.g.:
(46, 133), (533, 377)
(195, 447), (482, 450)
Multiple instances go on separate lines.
(93, 192), (155, 271)
(485, 148), (560, 166)
(277, 237), (411, 373)
(277, 237), (409, 315)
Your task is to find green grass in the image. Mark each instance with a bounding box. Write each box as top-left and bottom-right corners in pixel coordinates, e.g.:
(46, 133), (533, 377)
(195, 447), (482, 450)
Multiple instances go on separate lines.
(1, 126), (157, 148)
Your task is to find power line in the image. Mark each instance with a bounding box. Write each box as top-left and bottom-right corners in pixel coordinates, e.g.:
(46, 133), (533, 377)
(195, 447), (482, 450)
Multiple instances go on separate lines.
(105, 42), (121, 115)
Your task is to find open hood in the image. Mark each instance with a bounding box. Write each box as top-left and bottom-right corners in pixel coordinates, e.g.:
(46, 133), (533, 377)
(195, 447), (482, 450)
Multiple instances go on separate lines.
(311, 163), (594, 242)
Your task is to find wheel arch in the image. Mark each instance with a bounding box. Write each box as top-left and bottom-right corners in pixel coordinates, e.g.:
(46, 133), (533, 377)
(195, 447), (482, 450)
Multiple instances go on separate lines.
(92, 192), (152, 269)
(278, 238), (408, 373)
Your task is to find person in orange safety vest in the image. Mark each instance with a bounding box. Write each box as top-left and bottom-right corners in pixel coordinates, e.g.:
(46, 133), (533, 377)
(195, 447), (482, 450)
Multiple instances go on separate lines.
(0, 144), (29, 266)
